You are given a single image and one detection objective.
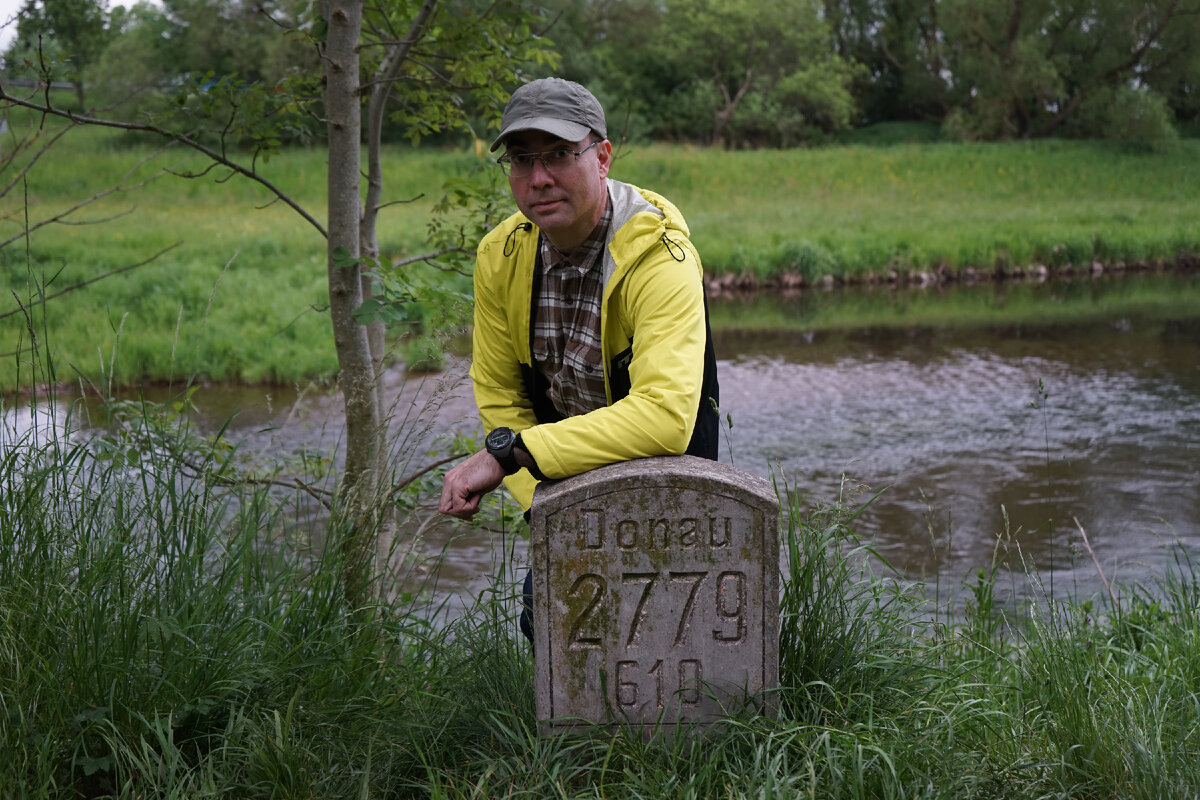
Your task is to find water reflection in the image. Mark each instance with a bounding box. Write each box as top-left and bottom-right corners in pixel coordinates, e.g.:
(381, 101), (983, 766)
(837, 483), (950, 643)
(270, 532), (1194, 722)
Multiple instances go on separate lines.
(714, 274), (1200, 602)
(1, 400), (67, 447)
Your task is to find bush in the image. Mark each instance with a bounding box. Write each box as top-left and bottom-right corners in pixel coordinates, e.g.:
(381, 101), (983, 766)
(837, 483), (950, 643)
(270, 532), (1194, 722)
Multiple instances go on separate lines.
(1064, 85), (1180, 145)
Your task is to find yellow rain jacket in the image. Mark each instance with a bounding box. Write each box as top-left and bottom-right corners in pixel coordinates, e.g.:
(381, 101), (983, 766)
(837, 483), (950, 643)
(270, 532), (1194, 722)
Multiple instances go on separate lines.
(469, 179), (719, 510)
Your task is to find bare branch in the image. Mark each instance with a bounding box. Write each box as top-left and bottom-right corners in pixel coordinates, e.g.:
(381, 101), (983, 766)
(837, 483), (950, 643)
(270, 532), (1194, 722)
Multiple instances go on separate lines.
(370, 193), (425, 214)
(1, 124), (74, 198)
(1074, 517), (1117, 608)
(422, 261), (472, 279)
(363, 0), (440, 243)
(0, 83), (328, 237)
(2, 140), (182, 247)
(176, 455), (337, 511)
(180, 448), (469, 525)
(0, 290), (35, 359)
(0, 243), (183, 322)
(1, 198), (129, 249)
(387, 451), (467, 502)
(390, 246), (472, 270)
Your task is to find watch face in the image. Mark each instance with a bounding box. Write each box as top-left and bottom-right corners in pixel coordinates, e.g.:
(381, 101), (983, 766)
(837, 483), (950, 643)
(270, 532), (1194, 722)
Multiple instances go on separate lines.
(486, 427), (514, 450)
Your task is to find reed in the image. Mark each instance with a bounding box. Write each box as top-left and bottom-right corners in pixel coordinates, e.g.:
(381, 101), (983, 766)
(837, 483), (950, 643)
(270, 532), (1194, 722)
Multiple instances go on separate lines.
(5, 398), (1199, 797)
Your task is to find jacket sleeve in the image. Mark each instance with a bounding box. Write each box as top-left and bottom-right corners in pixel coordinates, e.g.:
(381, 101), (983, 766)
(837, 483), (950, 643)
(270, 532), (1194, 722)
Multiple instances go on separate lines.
(518, 239), (706, 480)
(468, 237), (541, 509)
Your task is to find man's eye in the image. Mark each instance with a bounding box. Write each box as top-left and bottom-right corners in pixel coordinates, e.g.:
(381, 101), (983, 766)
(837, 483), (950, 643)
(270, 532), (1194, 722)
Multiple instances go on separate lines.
(512, 154), (537, 166)
(551, 148), (574, 160)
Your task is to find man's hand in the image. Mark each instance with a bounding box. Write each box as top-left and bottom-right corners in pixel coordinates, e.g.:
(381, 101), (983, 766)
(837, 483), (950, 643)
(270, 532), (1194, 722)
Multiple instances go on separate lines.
(439, 449), (506, 520)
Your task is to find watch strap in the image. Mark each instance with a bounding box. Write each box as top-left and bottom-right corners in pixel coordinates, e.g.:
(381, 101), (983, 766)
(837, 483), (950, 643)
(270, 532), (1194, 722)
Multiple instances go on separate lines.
(486, 428), (520, 475)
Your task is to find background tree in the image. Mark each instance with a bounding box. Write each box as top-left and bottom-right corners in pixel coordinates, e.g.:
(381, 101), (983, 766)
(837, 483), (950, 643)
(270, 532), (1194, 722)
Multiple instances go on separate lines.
(938, 0), (1196, 140)
(8, 0), (112, 106)
(654, 0), (858, 147)
(531, 0), (859, 148)
(823, 0), (951, 124)
(1041, 0), (1197, 139)
(1140, 1), (1200, 129)
(531, 0), (672, 142)
(10, 0), (1200, 145)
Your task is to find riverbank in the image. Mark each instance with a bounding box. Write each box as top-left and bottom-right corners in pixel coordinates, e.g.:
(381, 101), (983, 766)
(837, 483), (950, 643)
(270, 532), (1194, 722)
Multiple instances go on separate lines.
(2, 124), (1198, 392)
(705, 249), (1200, 295)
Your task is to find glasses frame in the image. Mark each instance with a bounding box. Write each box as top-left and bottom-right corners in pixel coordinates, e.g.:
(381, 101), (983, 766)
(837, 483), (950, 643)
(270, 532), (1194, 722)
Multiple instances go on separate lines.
(496, 140), (603, 177)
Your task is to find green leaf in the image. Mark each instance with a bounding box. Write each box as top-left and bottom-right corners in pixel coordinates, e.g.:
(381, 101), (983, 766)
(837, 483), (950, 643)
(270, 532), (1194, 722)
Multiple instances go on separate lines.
(78, 754), (114, 777)
(332, 246), (359, 269)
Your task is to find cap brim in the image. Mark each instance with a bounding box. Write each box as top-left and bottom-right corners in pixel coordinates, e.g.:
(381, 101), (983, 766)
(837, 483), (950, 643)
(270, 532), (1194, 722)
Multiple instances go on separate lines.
(489, 117), (592, 152)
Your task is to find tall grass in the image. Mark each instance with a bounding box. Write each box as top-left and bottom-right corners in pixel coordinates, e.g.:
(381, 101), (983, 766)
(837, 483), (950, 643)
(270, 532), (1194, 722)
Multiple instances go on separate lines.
(0, 397), (439, 797)
(4, 405), (1199, 797)
(3, 114), (1199, 393)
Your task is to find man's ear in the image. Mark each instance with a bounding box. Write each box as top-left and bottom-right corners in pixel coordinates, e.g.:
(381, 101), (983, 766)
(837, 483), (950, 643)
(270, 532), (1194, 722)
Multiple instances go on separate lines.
(597, 139), (613, 178)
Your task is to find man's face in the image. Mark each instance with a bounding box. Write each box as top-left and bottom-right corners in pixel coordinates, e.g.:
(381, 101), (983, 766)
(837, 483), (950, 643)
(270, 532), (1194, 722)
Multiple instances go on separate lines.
(504, 130), (612, 253)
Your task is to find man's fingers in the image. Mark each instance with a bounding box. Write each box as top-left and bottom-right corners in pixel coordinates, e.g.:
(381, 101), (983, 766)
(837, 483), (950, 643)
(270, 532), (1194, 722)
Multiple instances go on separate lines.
(439, 448), (506, 518)
(446, 493), (482, 520)
(449, 499), (481, 520)
(439, 483), (475, 517)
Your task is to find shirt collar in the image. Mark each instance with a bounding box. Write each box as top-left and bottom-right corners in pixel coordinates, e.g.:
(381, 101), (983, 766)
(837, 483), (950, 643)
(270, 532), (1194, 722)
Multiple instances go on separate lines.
(540, 188), (613, 273)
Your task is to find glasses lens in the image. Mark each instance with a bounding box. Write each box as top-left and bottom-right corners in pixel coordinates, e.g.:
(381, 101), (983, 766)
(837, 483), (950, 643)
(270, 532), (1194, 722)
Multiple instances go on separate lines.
(513, 154), (538, 175)
(501, 145), (592, 177)
(500, 154), (535, 177)
(546, 148), (575, 167)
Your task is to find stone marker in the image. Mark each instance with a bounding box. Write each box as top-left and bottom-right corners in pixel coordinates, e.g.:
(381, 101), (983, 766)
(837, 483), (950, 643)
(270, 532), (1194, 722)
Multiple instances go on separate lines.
(530, 455), (780, 737)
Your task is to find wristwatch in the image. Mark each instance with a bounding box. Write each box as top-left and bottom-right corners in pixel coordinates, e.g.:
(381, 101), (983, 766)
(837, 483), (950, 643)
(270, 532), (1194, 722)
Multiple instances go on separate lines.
(485, 427), (520, 475)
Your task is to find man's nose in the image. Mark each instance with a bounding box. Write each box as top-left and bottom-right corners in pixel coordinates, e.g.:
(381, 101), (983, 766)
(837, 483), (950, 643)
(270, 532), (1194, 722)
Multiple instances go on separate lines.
(527, 157), (554, 185)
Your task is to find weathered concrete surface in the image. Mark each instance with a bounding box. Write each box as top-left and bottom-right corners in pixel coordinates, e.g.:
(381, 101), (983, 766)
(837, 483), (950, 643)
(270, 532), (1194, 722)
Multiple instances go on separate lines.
(530, 455), (780, 737)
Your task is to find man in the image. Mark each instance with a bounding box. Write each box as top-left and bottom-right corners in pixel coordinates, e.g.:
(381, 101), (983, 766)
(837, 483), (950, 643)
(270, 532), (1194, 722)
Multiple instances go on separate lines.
(439, 78), (719, 613)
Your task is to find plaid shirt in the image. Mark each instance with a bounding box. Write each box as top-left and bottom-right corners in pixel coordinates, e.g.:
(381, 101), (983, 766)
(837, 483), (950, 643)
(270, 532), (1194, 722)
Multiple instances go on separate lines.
(531, 194), (613, 417)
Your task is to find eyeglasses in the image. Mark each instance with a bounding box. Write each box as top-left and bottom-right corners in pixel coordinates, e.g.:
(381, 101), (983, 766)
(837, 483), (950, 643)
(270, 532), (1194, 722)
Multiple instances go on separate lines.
(496, 140), (603, 177)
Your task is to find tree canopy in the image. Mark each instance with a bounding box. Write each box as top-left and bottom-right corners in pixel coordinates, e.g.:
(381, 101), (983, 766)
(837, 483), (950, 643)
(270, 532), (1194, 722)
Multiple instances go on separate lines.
(4, 0), (1198, 145)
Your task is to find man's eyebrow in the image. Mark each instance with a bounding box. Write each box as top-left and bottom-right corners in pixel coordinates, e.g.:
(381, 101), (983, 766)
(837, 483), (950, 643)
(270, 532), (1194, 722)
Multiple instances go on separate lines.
(507, 139), (572, 153)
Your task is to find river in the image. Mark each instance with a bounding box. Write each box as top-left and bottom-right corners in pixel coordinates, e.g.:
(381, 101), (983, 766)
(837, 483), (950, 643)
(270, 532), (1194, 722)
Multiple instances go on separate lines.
(717, 307), (1199, 602)
(6, 272), (1199, 612)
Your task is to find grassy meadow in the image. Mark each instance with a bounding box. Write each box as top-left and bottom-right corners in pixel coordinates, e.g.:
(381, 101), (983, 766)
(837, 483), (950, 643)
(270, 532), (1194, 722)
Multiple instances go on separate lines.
(3, 419), (1199, 798)
(620, 138), (1200, 282)
(2, 115), (1199, 395)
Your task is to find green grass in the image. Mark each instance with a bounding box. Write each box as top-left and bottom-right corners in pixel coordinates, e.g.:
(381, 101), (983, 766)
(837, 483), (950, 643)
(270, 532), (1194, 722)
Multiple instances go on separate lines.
(3, 409), (1199, 798)
(614, 139), (1200, 281)
(3, 111), (1199, 393)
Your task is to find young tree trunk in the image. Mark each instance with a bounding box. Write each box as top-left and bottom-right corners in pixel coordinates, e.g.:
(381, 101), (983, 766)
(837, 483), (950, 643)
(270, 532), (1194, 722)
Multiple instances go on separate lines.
(323, 0), (383, 607)
(357, 0), (442, 588)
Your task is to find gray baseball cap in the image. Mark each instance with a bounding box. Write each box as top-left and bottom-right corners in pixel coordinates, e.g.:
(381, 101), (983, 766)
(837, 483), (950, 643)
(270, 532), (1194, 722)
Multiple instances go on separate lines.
(489, 78), (607, 152)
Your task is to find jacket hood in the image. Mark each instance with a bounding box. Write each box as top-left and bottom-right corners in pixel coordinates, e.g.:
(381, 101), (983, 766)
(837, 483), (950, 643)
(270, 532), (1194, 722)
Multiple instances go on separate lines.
(609, 180), (690, 240)
(603, 180), (696, 288)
